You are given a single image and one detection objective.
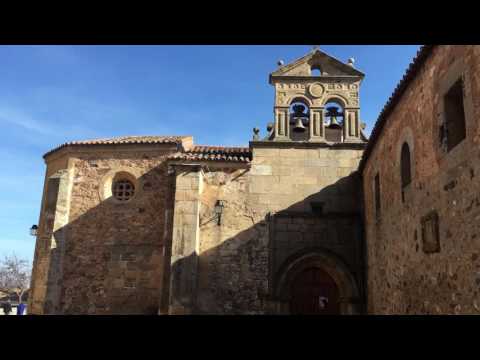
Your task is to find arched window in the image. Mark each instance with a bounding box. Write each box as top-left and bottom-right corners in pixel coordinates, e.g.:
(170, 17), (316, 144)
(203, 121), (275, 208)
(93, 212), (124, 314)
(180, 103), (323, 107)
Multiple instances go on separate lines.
(400, 142), (412, 189)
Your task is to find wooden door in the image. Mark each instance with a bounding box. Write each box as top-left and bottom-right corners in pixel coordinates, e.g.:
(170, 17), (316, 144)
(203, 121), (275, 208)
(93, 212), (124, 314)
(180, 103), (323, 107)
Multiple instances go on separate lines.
(290, 267), (340, 315)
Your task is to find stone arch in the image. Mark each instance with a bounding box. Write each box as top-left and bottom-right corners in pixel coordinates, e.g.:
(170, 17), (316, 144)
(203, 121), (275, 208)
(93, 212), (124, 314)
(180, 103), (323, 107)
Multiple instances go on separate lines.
(321, 94), (349, 108)
(273, 247), (361, 314)
(288, 95), (313, 107)
(99, 166), (144, 203)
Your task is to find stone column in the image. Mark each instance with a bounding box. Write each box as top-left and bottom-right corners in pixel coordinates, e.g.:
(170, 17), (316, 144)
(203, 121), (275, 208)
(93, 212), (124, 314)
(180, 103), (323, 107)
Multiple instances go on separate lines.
(30, 161), (74, 314)
(168, 164), (203, 314)
(309, 106), (325, 142)
(343, 108), (361, 142)
(273, 106), (290, 141)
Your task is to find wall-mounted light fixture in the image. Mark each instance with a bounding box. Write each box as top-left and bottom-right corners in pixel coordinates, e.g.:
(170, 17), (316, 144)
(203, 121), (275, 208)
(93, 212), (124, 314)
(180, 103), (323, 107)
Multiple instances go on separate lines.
(30, 224), (38, 237)
(214, 200), (225, 226)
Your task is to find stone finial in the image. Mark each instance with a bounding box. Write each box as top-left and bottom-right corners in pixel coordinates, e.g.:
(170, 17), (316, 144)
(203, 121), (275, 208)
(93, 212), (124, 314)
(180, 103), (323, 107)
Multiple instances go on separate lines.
(277, 59), (284, 67)
(253, 127), (260, 141)
(266, 122), (274, 133)
(347, 57), (355, 67)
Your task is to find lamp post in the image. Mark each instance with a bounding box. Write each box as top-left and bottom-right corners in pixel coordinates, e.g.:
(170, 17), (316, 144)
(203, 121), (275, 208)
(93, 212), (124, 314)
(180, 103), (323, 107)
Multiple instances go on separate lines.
(214, 200), (224, 226)
(30, 225), (38, 237)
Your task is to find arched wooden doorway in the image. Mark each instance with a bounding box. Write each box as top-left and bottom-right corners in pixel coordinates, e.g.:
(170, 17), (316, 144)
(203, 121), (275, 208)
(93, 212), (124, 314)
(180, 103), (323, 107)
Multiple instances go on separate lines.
(274, 249), (361, 314)
(290, 267), (340, 315)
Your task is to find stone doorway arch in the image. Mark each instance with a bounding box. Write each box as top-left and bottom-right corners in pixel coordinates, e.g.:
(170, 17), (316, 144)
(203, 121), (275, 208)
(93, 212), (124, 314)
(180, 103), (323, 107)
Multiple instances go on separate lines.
(273, 248), (361, 314)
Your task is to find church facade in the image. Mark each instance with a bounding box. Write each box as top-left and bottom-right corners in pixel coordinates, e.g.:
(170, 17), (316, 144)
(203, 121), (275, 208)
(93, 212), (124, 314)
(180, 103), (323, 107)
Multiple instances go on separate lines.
(28, 45), (480, 315)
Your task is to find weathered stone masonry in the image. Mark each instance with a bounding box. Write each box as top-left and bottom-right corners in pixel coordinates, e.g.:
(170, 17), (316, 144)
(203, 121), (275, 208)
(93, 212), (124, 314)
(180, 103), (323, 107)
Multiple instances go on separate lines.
(29, 138), (190, 314)
(28, 48), (370, 315)
(360, 45), (480, 314)
(29, 46), (480, 314)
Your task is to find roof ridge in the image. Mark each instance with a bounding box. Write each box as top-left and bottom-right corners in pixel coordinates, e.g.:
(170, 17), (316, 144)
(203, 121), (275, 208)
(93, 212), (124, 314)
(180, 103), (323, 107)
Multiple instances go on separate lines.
(44, 135), (191, 159)
(168, 144), (252, 163)
(191, 145), (250, 150)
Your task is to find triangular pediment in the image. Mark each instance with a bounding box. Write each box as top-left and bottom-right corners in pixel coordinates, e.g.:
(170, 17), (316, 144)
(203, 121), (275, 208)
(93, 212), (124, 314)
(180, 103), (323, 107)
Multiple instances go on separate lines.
(270, 49), (364, 80)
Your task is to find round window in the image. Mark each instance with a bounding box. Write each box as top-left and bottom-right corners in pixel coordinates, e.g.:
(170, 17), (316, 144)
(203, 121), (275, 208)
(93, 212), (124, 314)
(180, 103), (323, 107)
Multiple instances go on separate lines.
(112, 179), (135, 202)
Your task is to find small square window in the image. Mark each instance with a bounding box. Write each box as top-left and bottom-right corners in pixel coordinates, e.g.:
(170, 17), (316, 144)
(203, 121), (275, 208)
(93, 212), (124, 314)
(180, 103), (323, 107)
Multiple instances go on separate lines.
(421, 211), (440, 254)
(443, 78), (466, 151)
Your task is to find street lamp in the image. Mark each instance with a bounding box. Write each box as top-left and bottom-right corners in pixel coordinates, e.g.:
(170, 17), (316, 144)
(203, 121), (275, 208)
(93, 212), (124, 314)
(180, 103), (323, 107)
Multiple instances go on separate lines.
(30, 225), (38, 237)
(214, 200), (225, 226)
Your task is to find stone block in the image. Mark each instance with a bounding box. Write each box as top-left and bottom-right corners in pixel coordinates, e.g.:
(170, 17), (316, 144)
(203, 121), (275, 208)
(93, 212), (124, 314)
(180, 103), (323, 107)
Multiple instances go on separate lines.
(250, 164), (273, 176)
(254, 148), (279, 158)
(174, 200), (199, 215)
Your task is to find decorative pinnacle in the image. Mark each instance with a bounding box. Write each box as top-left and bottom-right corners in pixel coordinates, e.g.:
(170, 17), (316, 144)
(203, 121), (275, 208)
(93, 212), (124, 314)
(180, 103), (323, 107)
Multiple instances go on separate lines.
(253, 127), (260, 141)
(348, 57), (355, 67)
(277, 59), (284, 67)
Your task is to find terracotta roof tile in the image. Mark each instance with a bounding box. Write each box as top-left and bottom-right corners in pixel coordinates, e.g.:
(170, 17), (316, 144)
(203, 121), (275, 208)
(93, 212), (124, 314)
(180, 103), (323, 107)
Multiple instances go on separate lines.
(359, 45), (435, 171)
(168, 145), (252, 163)
(44, 135), (190, 158)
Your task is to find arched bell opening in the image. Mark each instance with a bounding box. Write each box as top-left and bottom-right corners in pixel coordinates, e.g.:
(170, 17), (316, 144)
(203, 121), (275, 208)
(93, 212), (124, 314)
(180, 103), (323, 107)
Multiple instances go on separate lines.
(310, 64), (322, 76)
(323, 99), (345, 142)
(289, 97), (311, 141)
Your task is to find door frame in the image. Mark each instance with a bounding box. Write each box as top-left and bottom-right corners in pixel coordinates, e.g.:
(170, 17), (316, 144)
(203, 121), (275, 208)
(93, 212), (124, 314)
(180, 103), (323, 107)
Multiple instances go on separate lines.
(273, 248), (361, 314)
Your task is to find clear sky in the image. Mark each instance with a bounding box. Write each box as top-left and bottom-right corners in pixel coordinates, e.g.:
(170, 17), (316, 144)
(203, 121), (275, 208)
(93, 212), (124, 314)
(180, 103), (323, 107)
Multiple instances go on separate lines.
(0, 45), (420, 264)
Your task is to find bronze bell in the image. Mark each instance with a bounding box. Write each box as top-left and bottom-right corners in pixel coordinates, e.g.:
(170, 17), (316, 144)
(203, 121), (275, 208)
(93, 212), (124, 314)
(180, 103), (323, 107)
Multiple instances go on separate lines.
(293, 118), (306, 132)
(329, 115), (341, 128)
(326, 106), (342, 129)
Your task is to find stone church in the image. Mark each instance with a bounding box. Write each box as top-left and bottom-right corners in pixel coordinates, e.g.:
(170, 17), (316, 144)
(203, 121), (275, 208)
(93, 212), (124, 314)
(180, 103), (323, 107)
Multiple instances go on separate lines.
(28, 45), (480, 315)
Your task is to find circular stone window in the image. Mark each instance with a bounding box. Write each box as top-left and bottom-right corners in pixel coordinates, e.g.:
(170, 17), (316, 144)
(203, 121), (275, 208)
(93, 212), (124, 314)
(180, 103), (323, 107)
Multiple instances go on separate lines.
(112, 179), (135, 202)
(100, 169), (140, 203)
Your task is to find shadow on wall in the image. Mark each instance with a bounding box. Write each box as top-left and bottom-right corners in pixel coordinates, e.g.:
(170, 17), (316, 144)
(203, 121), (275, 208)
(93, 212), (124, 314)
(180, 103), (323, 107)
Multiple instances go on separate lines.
(38, 160), (366, 315)
(169, 170), (367, 315)
(35, 158), (175, 315)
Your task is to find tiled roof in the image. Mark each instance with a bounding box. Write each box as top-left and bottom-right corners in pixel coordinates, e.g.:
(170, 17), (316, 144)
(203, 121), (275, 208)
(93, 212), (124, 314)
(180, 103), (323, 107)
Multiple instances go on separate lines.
(358, 45), (436, 172)
(168, 145), (252, 163)
(44, 135), (189, 158)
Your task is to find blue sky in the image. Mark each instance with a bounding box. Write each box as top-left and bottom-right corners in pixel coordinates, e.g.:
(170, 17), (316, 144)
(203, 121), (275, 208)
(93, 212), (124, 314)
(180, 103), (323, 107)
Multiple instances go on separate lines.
(0, 45), (420, 264)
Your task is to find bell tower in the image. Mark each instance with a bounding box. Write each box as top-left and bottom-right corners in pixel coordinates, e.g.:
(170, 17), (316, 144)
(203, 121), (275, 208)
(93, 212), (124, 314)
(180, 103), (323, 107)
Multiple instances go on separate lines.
(266, 48), (366, 143)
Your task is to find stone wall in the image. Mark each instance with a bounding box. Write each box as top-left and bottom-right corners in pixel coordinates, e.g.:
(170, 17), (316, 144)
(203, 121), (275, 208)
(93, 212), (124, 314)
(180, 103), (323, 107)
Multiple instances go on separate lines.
(30, 145), (178, 314)
(31, 140), (367, 315)
(249, 145), (364, 214)
(249, 145), (365, 313)
(169, 143), (366, 314)
(196, 166), (267, 314)
(362, 45), (480, 314)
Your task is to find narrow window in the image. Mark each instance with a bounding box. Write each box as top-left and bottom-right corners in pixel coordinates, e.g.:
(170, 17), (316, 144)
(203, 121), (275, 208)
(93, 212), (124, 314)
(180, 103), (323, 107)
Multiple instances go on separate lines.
(421, 211), (440, 253)
(444, 78), (466, 151)
(400, 142), (412, 202)
(374, 173), (381, 221)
